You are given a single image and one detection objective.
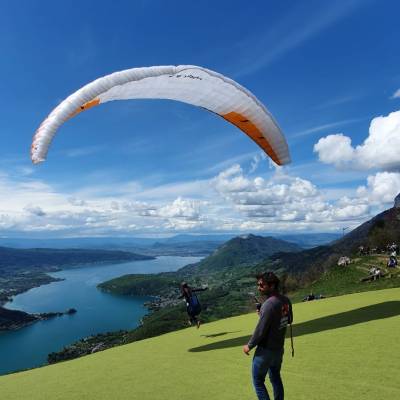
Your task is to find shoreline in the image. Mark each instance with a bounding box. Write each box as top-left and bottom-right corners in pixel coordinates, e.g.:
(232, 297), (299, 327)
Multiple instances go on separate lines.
(0, 255), (157, 307)
(0, 275), (63, 308)
(0, 307), (77, 332)
(0, 257), (159, 331)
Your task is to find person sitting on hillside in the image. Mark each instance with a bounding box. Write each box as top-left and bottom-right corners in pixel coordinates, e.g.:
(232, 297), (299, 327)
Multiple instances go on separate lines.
(369, 266), (377, 275)
(361, 266), (384, 282)
(338, 256), (351, 267)
(178, 282), (208, 328)
(387, 256), (397, 268)
(377, 246), (385, 254)
(373, 268), (382, 280)
(302, 292), (316, 302)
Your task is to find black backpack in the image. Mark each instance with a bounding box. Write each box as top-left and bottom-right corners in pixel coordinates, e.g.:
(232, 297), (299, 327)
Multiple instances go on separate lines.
(187, 293), (201, 315)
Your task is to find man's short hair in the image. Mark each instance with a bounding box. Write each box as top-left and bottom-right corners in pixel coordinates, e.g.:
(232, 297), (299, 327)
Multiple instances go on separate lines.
(256, 271), (280, 287)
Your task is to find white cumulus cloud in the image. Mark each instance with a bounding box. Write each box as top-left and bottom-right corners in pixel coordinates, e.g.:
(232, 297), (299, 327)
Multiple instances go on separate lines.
(313, 134), (354, 168)
(314, 110), (400, 171)
(211, 164), (373, 227)
(158, 197), (201, 220)
(357, 171), (400, 204)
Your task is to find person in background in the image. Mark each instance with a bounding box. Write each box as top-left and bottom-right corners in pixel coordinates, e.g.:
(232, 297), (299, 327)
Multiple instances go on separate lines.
(243, 272), (293, 400)
(178, 282), (208, 328)
(387, 256), (397, 268)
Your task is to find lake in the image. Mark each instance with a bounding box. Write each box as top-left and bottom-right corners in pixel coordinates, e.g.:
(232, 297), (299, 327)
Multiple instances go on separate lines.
(0, 256), (201, 375)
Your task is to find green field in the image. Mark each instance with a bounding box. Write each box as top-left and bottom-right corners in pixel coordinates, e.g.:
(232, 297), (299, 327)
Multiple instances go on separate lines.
(1, 288), (399, 400)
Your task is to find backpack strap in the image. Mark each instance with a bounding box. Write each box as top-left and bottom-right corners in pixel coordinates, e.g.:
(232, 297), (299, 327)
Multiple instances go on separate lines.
(290, 323), (294, 357)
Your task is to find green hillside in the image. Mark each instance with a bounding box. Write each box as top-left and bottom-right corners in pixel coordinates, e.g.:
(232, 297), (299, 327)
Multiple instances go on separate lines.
(1, 288), (399, 400)
(291, 254), (400, 302)
(73, 251), (399, 363)
(270, 206), (400, 277)
(181, 234), (301, 274)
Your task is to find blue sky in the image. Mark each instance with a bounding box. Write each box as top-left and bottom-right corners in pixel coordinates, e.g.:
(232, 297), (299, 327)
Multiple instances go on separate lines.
(0, 0), (400, 237)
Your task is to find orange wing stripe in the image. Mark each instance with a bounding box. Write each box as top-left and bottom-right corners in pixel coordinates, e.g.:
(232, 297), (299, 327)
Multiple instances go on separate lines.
(221, 112), (281, 165)
(68, 98), (100, 120)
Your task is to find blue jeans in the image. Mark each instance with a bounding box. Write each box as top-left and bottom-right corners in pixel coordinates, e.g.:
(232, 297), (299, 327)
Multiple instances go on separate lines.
(252, 347), (284, 400)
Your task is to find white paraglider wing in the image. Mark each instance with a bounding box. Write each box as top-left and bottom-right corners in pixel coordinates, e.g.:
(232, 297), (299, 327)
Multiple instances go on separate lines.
(31, 65), (290, 165)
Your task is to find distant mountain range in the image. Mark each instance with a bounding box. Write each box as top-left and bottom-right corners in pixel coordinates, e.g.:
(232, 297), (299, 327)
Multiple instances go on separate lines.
(277, 233), (341, 248)
(0, 232), (340, 251)
(0, 247), (153, 275)
(0, 237), (158, 249)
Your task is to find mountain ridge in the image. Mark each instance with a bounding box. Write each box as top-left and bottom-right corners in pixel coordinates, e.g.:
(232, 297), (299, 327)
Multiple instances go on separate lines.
(269, 207), (400, 278)
(180, 234), (301, 274)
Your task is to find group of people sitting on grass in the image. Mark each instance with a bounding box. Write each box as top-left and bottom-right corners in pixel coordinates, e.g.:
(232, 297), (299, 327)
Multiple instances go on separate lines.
(354, 242), (400, 283)
(358, 242), (399, 256)
(358, 245), (370, 256)
(386, 242), (398, 269)
(386, 242), (398, 255)
(386, 243), (397, 266)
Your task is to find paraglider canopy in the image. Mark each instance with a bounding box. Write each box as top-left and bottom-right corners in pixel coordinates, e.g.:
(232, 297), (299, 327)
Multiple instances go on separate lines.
(31, 65), (290, 166)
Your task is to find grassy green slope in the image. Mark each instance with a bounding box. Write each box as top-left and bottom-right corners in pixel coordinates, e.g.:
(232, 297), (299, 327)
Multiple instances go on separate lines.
(291, 254), (400, 302)
(1, 288), (399, 400)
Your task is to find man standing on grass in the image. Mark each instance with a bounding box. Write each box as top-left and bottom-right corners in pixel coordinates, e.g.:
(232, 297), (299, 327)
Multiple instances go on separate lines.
(243, 272), (293, 400)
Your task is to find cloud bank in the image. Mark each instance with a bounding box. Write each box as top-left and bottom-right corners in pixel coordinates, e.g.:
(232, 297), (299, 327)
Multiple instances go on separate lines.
(212, 164), (373, 227)
(0, 153), (399, 236)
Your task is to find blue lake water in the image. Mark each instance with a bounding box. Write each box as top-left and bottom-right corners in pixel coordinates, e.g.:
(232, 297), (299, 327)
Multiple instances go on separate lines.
(0, 256), (201, 375)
